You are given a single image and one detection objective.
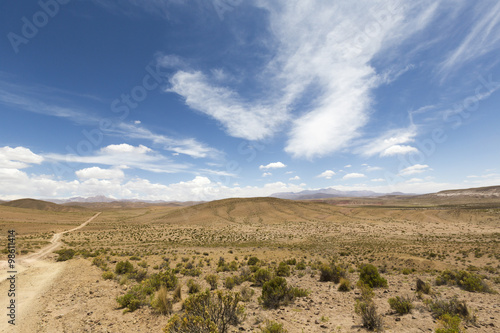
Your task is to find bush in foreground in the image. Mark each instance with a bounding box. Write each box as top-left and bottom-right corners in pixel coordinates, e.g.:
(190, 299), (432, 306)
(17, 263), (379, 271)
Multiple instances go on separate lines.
(388, 295), (413, 315)
(164, 290), (244, 333)
(260, 320), (288, 333)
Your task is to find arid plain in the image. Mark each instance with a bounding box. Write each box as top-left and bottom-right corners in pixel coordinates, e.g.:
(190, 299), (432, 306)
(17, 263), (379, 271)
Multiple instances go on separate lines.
(0, 190), (499, 332)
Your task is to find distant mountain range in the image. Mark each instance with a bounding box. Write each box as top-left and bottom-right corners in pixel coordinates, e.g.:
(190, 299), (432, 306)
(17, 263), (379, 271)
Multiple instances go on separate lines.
(426, 185), (500, 198)
(270, 188), (410, 200)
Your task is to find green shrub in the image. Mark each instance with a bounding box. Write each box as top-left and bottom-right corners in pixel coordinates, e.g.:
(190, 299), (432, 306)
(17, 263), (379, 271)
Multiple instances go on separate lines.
(254, 268), (272, 286)
(285, 258), (297, 265)
(205, 274), (219, 290)
(260, 277), (295, 309)
(359, 264), (387, 288)
(117, 293), (141, 312)
(115, 260), (135, 275)
(92, 256), (108, 270)
(130, 255), (141, 261)
(260, 320), (288, 333)
(338, 277), (351, 292)
(151, 286), (173, 315)
(102, 271), (115, 280)
(436, 270), (492, 293)
(290, 287), (309, 298)
(148, 270), (178, 291)
(319, 263), (345, 283)
(388, 295), (413, 314)
(276, 262), (291, 277)
(225, 276), (236, 290)
(187, 279), (201, 294)
(164, 290), (244, 333)
(182, 267), (202, 277)
(55, 248), (75, 262)
(435, 314), (463, 333)
(296, 261), (306, 270)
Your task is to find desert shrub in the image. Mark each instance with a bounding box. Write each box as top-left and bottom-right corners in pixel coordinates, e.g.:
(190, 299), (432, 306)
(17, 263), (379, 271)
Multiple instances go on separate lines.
(285, 258), (297, 265)
(239, 266), (253, 283)
(131, 268), (148, 282)
(182, 267), (202, 277)
(148, 270), (178, 291)
(319, 263), (345, 283)
(187, 279), (201, 294)
(416, 278), (432, 294)
(102, 271), (115, 280)
(428, 296), (473, 322)
(260, 277), (295, 309)
(254, 268), (272, 286)
(138, 260), (148, 268)
(55, 248), (75, 262)
(92, 256), (108, 270)
(355, 300), (383, 331)
(130, 256), (141, 261)
(260, 320), (288, 333)
(117, 293), (141, 312)
(164, 290), (244, 333)
(359, 264), (387, 288)
(225, 276), (236, 290)
(338, 277), (351, 292)
(229, 261), (239, 271)
(388, 295), (413, 314)
(115, 260), (135, 275)
(435, 314), (463, 333)
(205, 274), (219, 290)
(276, 262), (291, 277)
(436, 270), (492, 293)
(296, 261), (306, 270)
(240, 285), (255, 302)
(151, 286), (173, 315)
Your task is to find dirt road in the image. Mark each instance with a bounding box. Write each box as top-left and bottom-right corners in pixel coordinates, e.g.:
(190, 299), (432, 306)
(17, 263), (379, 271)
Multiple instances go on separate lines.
(0, 212), (101, 332)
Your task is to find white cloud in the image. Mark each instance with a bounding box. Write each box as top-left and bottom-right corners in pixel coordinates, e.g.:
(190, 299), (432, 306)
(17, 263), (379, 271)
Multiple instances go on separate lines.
(399, 164), (431, 176)
(0, 146), (43, 169)
(357, 126), (418, 157)
(371, 178), (385, 182)
(262, 172), (272, 177)
(289, 175), (300, 181)
(439, 1), (500, 78)
(317, 170), (336, 179)
(259, 162), (286, 170)
(344, 164), (352, 168)
(365, 166), (383, 172)
(75, 167), (125, 180)
(380, 144), (419, 157)
(343, 173), (366, 180)
(44, 143), (190, 174)
(134, 120), (141, 124)
(168, 71), (288, 141)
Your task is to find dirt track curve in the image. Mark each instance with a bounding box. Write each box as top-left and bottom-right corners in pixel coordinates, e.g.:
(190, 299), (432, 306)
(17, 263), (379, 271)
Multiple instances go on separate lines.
(0, 212), (101, 332)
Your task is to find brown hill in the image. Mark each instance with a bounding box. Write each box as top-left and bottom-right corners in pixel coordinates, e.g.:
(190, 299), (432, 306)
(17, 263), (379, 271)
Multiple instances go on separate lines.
(434, 185), (500, 197)
(2, 198), (87, 212)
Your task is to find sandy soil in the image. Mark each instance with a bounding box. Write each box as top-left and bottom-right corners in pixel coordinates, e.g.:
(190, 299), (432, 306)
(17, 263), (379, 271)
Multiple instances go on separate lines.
(0, 213), (101, 332)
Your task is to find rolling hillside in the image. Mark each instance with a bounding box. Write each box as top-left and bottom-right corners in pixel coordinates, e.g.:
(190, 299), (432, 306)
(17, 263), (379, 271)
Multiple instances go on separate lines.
(1, 199), (87, 212)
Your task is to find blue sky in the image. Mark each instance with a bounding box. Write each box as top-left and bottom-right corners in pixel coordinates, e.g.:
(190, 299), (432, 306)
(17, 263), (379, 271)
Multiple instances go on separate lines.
(1, 0), (500, 201)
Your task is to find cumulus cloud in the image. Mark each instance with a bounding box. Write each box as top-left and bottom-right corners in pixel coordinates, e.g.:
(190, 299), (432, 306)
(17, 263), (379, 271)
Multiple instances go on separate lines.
(262, 172), (272, 177)
(399, 164), (431, 176)
(75, 167), (125, 180)
(381, 145), (419, 156)
(343, 173), (366, 180)
(289, 175), (300, 181)
(317, 170), (336, 179)
(0, 146), (43, 169)
(259, 162), (286, 170)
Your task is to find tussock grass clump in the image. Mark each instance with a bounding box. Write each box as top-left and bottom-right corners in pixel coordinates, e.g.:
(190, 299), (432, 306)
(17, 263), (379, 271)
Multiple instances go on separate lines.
(187, 279), (201, 294)
(164, 290), (244, 333)
(428, 296), (475, 323)
(338, 277), (351, 292)
(260, 320), (288, 333)
(151, 286), (173, 315)
(416, 278), (432, 294)
(355, 283), (383, 331)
